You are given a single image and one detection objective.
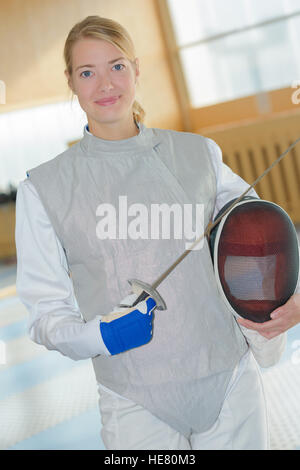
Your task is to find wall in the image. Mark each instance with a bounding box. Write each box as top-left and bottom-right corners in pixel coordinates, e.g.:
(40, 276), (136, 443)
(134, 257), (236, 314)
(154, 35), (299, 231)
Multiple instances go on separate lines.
(191, 87), (300, 131)
(0, 0), (182, 129)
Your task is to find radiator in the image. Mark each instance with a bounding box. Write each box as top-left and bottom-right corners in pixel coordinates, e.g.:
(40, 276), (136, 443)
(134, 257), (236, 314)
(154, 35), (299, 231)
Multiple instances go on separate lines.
(201, 111), (300, 224)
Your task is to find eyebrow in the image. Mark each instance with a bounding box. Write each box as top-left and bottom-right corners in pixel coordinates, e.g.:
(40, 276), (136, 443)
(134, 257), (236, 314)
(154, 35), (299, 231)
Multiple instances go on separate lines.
(75, 57), (126, 71)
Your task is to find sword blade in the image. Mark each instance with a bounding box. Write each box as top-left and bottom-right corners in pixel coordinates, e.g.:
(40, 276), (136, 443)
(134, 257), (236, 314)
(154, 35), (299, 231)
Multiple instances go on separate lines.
(131, 136), (300, 306)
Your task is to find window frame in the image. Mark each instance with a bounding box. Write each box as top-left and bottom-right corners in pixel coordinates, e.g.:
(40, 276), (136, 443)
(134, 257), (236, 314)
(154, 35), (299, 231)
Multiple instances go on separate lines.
(157, 0), (300, 131)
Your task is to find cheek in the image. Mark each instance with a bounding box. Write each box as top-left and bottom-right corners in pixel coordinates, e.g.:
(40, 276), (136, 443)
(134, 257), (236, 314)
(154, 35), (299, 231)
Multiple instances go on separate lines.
(73, 78), (95, 100)
(122, 82), (136, 105)
(80, 85), (95, 101)
(115, 73), (136, 95)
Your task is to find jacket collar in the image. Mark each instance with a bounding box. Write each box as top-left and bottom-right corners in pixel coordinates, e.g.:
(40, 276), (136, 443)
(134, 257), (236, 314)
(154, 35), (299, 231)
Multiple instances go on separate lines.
(80, 121), (162, 156)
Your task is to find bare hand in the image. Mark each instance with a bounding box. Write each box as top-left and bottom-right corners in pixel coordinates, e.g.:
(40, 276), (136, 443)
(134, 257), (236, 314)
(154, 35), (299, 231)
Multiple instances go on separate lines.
(237, 293), (300, 339)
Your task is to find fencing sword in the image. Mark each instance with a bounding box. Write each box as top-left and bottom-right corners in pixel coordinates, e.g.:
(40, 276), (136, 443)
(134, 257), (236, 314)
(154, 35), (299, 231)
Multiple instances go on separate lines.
(121, 136), (300, 310)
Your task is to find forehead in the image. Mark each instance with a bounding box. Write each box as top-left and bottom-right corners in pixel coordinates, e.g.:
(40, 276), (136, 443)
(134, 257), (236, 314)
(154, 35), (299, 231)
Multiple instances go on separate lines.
(71, 38), (125, 66)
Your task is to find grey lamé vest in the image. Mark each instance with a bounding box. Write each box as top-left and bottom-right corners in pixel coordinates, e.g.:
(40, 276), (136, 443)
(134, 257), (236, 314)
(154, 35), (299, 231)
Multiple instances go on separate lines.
(27, 123), (248, 438)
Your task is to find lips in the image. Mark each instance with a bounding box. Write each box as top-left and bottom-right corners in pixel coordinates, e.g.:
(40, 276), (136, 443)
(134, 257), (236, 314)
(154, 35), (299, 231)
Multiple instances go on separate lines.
(95, 96), (120, 106)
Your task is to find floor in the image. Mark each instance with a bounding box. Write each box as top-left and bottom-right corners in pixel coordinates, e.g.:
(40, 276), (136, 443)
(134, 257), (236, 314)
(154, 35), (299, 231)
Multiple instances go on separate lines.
(0, 262), (104, 450)
(1, 237), (300, 450)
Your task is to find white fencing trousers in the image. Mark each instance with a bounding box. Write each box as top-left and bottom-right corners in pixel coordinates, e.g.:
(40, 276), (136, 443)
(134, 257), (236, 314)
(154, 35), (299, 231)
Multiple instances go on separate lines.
(97, 350), (269, 450)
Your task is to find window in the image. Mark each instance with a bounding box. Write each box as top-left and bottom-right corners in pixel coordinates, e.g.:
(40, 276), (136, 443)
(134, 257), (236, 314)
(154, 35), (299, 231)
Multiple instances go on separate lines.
(167, 0), (300, 107)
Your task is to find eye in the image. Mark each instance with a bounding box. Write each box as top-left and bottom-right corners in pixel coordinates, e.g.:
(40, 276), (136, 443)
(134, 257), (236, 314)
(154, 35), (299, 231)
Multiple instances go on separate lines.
(112, 63), (125, 71)
(80, 70), (93, 78)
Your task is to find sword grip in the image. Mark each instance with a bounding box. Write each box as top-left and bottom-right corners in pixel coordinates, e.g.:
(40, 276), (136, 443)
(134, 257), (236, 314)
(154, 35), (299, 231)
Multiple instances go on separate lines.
(118, 290), (150, 309)
(131, 290), (149, 307)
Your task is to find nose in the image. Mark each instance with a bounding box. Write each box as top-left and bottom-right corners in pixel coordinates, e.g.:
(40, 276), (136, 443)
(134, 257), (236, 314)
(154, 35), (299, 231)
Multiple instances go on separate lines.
(97, 73), (114, 92)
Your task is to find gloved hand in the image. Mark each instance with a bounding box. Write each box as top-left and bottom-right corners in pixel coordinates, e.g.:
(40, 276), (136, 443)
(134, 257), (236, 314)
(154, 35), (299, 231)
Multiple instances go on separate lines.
(100, 293), (156, 356)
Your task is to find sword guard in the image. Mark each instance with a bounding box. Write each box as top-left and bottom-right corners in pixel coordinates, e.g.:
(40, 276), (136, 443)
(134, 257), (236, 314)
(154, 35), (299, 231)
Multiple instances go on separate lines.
(119, 279), (167, 310)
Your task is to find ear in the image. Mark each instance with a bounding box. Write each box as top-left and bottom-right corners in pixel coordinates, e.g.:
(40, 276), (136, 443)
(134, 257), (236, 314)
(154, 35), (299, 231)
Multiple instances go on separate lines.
(134, 58), (140, 82)
(64, 69), (75, 93)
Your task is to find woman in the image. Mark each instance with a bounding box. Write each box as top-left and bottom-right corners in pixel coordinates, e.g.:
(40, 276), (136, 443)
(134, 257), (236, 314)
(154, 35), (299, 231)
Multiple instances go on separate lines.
(15, 15), (299, 450)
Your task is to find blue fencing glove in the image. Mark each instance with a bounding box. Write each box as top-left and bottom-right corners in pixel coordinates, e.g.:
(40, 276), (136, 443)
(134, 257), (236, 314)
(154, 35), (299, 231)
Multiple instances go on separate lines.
(100, 294), (156, 356)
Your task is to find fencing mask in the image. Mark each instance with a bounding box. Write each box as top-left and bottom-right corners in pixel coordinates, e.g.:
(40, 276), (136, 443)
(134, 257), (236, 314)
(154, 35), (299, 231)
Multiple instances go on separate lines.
(209, 197), (299, 323)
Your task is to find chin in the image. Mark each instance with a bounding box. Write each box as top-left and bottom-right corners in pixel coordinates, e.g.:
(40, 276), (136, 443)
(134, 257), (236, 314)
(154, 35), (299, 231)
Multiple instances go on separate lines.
(89, 114), (127, 128)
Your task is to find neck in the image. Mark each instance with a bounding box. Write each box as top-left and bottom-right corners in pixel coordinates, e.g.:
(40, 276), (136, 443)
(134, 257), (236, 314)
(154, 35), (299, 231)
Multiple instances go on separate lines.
(88, 117), (139, 141)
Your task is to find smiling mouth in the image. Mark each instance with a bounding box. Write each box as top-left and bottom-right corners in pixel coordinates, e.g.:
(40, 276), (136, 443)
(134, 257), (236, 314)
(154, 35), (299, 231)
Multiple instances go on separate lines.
(95, 96), (120, 106)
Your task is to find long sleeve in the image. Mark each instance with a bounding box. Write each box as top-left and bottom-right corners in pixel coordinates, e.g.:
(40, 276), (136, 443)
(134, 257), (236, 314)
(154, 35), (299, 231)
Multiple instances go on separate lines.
(206, 137), (289, 367)
(15, 178), (110, 360)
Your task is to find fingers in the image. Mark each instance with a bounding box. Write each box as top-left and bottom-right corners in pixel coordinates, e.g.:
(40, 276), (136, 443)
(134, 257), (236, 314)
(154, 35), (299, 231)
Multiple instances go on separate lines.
(237, 295), (300, 335)
(237, 311), (288, 339)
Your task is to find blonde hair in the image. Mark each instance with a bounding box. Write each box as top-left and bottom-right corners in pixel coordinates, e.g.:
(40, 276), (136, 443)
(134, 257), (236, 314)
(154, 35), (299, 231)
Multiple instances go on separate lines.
(64, 15), (145, 123)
